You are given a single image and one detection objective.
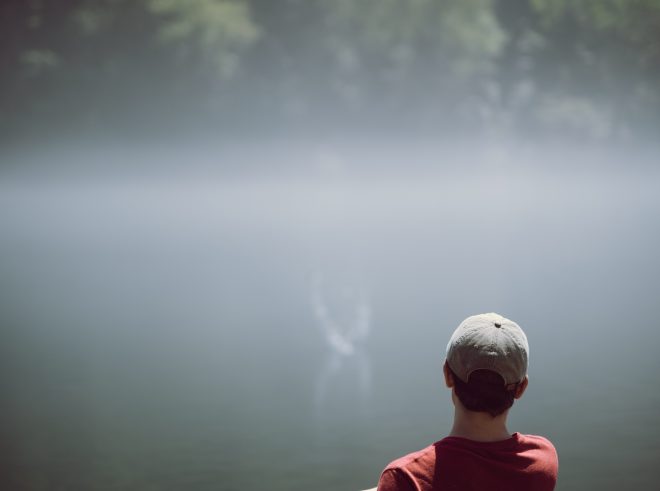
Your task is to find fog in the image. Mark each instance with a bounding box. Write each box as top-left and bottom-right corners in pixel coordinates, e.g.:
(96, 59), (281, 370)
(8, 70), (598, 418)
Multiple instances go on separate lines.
(2, 141), (659, 490)
(3, 2), (660, 490)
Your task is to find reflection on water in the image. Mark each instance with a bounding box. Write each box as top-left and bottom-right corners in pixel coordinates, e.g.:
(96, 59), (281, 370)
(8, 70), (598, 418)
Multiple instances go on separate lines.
(311, 272), (372, 420)
(2, 144), (660, 490)
(311, 272), (371, 357)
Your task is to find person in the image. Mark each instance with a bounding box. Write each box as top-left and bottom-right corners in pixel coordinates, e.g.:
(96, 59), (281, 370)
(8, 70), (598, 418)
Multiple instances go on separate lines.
(376, 313), (558, 491)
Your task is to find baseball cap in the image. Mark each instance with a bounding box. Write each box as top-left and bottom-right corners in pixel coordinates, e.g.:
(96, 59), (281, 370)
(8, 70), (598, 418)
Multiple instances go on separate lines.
(446, 313), (529, 388)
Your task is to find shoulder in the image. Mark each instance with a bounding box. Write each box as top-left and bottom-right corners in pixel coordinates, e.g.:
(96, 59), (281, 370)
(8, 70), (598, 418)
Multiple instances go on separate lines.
(377, 468), (415, 491)
(516, 433), (559, 477)
(383, 443), (437, 472)
(378, 444), (437, 491)
(517, 433), (558, 457)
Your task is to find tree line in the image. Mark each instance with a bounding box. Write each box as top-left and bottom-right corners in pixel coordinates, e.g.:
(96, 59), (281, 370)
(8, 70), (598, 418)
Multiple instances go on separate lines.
(1, 0), (659, 141)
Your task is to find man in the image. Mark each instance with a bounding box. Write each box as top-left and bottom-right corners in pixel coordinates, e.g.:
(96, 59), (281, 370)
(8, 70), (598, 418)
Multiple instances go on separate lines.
(376, 313), (558, 491)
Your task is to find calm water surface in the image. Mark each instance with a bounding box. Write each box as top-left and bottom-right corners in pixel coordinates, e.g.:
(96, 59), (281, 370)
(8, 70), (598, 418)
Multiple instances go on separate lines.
(2, 147), (660, 490)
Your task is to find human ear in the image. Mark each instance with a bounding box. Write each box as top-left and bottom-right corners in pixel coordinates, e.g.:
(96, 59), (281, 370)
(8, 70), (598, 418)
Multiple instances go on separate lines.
(514, 376), (529, 399)
(443, 361), (454, 388)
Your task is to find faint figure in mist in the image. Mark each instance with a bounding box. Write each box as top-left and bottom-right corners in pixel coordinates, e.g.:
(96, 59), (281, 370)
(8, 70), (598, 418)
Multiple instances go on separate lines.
(310, 272), (372, 421)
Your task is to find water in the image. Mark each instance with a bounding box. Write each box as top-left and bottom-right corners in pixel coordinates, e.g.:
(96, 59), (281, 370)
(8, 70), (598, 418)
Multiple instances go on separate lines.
(2, 144), (660, 490)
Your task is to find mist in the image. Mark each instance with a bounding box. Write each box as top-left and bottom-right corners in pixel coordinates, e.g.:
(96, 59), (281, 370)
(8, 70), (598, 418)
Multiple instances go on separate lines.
(2, 2), (660, 490)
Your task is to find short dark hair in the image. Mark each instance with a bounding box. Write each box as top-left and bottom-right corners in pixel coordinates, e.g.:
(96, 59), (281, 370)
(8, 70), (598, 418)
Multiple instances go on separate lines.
(450, 367), (516, 417)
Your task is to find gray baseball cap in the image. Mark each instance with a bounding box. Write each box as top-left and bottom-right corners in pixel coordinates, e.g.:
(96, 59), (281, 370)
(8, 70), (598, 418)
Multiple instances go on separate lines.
(446, 313), (529, 387)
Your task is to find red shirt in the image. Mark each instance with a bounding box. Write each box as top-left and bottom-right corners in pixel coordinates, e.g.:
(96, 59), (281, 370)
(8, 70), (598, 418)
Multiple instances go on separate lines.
(378, 433), (558, 491)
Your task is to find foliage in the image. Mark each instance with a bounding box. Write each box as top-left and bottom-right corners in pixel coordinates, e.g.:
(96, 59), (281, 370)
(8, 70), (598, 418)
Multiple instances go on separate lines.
(148, 0), (259, 78)
(0, 0), (658, 140)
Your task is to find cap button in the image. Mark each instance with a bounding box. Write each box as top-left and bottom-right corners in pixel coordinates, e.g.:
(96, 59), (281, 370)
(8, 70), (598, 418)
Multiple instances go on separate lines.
(494, 322), (502, 328)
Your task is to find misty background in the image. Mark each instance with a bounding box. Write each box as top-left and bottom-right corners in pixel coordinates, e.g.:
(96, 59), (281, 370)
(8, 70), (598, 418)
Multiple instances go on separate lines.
(1, 1), (660, 491)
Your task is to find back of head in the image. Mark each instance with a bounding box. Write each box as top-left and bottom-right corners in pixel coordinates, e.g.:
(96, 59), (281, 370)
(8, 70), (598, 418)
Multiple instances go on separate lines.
(449, 368), (516, 417)
(446, 313), (529, 417)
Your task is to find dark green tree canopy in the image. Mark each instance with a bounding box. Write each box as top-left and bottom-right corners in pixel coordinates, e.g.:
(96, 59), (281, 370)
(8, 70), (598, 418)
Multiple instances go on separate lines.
(1, 0), (659, 141)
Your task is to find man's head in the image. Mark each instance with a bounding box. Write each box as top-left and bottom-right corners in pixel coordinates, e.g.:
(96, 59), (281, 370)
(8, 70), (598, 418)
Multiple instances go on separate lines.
(444, 313), (529, 417)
